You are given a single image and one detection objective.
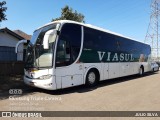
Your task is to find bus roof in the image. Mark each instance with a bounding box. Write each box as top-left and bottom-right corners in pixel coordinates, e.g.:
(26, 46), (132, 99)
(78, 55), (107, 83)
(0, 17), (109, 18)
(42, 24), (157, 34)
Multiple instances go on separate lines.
(36, 20), (149, 46)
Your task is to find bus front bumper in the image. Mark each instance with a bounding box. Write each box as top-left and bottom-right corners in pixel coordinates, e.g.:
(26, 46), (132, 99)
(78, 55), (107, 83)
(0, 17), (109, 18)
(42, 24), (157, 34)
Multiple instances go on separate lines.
(24, 75), (57, 90)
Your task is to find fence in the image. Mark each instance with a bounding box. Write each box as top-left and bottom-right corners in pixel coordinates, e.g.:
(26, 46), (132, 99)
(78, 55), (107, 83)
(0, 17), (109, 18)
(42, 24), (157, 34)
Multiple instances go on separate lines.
(0, 46), (26, 75)
(0, 61), (24, 75)
(0, 47), (26, 93)
(0, 46), (17, 61)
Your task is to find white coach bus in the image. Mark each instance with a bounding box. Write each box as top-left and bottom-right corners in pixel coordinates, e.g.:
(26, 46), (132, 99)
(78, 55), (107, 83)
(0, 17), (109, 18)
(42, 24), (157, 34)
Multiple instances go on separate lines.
(24, 20), (158, 90)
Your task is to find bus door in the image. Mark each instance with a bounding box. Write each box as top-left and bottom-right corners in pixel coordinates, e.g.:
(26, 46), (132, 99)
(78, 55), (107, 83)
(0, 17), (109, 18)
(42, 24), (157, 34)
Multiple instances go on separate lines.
(55, 37), (83, 89)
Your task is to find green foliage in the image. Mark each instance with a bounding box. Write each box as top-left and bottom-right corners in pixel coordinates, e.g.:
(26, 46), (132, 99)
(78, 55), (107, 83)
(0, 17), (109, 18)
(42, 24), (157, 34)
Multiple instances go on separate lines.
(0, 1), (7, 22)
(52, 5), (85, 23)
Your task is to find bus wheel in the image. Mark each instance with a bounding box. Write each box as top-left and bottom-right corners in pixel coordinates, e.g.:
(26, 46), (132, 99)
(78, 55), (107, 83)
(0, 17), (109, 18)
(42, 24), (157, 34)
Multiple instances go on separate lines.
(86, 70), (98, 87)
(139, 66), (144, 76)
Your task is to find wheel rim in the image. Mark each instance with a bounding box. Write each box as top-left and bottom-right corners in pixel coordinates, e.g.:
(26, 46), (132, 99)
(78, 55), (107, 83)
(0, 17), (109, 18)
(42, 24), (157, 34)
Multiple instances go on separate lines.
(88, 72), (96, 84)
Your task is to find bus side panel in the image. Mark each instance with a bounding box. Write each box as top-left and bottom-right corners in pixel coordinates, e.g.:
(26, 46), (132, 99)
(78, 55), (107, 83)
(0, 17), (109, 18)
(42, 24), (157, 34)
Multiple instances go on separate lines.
(55, 64), (84, 89)
(102, 63), (109, 80)
(108, 63), (120, 79)
(130, 62), (140, 75)
(119, 62), (139, 77)
(119, 62), (130, 77)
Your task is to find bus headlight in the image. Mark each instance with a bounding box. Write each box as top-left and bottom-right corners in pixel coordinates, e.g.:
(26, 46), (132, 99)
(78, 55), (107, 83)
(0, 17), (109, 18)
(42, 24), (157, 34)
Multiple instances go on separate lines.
(38, 75), (52, 80)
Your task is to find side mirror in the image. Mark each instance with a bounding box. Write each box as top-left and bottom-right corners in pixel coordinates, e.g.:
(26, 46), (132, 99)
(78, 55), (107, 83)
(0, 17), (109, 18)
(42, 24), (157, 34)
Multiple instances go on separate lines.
(43, 29), (56, 49)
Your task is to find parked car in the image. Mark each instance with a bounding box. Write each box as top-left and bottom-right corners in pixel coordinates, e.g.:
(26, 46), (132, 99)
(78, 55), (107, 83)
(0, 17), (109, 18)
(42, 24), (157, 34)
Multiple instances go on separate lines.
(151, 62), (159, 72)
(156, 61), (160, 67)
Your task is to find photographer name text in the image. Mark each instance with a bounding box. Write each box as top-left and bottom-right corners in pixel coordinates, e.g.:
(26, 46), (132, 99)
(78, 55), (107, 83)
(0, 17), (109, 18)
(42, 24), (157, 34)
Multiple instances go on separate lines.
(9, 96), (62, 102)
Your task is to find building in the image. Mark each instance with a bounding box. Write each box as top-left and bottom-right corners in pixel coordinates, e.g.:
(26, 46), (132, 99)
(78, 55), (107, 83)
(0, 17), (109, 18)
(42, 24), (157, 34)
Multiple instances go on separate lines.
(13, 29), (31, 40)
(0, 27), (29, 61)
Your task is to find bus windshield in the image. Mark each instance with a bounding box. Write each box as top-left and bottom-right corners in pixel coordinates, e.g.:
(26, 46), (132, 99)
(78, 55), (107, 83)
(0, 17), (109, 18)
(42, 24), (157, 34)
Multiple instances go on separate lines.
(25, 23), (60, 69)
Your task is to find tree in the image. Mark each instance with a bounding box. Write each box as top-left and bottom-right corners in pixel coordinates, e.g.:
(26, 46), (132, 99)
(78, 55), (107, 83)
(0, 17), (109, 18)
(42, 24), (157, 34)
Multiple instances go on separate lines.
(52, 5), (85, 23)
(0, 1), (7, 22)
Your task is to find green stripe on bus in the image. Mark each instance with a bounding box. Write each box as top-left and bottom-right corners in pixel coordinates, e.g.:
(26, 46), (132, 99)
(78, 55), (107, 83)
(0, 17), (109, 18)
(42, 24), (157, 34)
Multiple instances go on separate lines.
(79, 50), (148, 63)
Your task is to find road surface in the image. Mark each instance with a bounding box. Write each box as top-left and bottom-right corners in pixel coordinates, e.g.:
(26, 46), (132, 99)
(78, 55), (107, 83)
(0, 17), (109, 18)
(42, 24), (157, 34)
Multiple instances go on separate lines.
(0, 71), (160, 120)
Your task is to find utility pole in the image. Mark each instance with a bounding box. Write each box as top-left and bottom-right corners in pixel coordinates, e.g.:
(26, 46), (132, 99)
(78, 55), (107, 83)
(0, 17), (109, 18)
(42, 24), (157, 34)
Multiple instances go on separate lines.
(145, 0), (160, 61)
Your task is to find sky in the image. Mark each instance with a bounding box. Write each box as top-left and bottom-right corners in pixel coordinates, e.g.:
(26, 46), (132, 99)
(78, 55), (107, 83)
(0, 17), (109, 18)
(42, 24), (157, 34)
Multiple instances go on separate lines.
(1, 0), (151, 42)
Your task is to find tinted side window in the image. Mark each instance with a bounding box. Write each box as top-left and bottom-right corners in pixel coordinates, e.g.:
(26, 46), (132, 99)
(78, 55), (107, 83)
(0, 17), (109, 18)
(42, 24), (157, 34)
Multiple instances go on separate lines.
(80, 27), (117, 63)
(83, 27), (117, 52)
(56, 23), (81, 67)
(117, 36), (151, 62)
(101, 32), (117, 52)
(117, 37), (134, 54)
(83, 27), (98, 50)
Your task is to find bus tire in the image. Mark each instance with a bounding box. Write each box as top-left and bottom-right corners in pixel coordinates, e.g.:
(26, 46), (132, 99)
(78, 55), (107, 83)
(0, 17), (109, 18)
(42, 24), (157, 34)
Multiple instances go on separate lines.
(139, 66), (144, 76)
(85, 69), (99, 87)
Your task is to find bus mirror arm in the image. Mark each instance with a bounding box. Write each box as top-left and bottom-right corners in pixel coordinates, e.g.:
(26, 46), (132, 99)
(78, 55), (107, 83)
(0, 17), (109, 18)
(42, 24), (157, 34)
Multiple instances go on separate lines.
(15, 39), (28, 53)
(43, 32), (49, 49)
(43, 38), (49, 49)
(43, 29), (57, 49)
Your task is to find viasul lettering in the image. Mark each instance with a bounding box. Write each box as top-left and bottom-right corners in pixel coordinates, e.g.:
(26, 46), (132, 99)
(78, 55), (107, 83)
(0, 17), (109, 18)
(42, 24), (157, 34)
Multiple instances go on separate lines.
(97, 51), (134, 62)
